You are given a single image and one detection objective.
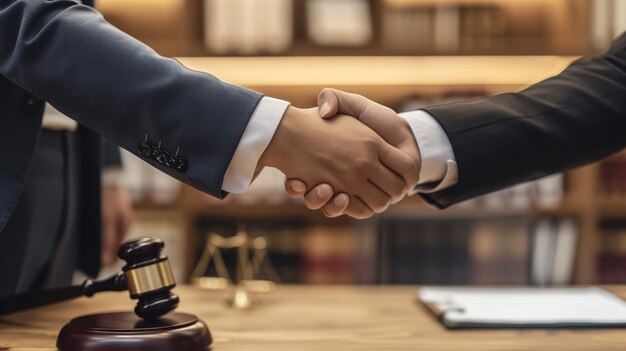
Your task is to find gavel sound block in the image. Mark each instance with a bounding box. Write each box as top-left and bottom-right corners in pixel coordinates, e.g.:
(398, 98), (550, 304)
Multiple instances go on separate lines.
(0, 237), (212, 351)
(57, 312), (211, 351)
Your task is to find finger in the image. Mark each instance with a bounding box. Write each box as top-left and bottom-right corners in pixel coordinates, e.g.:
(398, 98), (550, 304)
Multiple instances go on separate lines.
(318, 88), (369, 119)
(356, 181), (391, 214)
(284, 178), (308, 198)
(303, 183), (334, 210)
(379, 143), (420, 190)
(344, 196), (374, 219)
(321, 193), (350, 218)
(369, 163), (407, 204)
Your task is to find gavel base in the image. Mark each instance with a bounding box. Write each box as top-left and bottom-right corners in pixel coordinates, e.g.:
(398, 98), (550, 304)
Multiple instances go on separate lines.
(56, 312), (212, 351)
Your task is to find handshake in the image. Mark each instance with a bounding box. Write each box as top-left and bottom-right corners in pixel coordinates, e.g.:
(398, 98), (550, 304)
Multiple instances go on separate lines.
(259, 88), (421, 219)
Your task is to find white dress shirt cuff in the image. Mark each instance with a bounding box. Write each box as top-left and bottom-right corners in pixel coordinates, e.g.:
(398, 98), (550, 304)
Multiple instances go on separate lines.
(398, 110), (458, 195)
(222, 96), (290, 193)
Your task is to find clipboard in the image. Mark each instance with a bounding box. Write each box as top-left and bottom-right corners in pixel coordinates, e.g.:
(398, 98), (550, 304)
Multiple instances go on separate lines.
(419, 287), (626, 329)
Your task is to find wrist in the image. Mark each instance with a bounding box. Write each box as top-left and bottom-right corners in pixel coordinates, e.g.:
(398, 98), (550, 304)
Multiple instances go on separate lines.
(398, 116), (422, 169)
(259, 105), (300, 169)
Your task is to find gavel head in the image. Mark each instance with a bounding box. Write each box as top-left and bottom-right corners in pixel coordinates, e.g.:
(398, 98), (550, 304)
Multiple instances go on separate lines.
(118, 237), (179, 320)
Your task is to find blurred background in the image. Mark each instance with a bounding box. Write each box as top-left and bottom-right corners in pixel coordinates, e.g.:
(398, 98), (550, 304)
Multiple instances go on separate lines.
(95, 0), (626, 287)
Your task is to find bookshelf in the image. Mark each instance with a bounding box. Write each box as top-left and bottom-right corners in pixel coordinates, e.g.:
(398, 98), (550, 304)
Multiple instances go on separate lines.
(98, 0), (593, 56)
(99, 0), (625, 285)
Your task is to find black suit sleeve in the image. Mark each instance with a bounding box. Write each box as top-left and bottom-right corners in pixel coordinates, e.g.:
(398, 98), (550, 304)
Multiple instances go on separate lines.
(0, 0), (263, 198)
(421, 33), (626, 209)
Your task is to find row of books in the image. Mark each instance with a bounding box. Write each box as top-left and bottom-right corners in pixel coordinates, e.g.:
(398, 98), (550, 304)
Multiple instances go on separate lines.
(599, 158), (626, 195)
(193, 220), (361, 284)
(200, 0), (596, 55)
(90, 213), (581, 287)
(102, 216), (582, 286)
(203, 0), (374, 54)
(598, 255), (626, 284)
(378, 217), (530, 285)
(383, 3), (533, 53)
(93, 214), (614, 286)
(102, 0), (622, 56)
(530, 219), (579, 286)
(598, 223), (626, 284)
(378, 217), (579, 286)
(470, 219), (529, 285)
(600, 225), (626, 254)
(381, 219), (471, 284)
(193, 217), (531, 285)
(204, 0), (293, 54)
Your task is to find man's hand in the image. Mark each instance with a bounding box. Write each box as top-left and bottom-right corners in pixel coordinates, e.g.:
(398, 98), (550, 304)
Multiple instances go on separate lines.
(261, 106), (418, 219)
(101, 184), (134, 267)
(284, 89), (421, 217)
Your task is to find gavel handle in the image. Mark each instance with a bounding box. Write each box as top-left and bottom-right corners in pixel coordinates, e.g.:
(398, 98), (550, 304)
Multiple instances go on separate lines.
(0, 272), (126, 316)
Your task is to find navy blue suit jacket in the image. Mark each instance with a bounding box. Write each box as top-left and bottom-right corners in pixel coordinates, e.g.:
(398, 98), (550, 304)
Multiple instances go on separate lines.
(0, 0), (263, 273)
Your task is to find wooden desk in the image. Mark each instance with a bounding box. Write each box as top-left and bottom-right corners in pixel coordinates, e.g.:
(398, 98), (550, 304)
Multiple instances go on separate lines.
(2, 285), (626, 350)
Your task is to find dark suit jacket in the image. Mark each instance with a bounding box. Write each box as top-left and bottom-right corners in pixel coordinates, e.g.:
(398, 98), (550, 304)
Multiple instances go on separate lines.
(0, 0), (263, 274)
(422, 33), (626, 209)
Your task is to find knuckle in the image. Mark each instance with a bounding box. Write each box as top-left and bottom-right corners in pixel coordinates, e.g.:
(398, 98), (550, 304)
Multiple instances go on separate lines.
(321, 87), (335, 96)
(353, 157), (373, 173)
(365, 135), (381, 147)
(398, 158), (418, 177)
(382, 106), (397, 116)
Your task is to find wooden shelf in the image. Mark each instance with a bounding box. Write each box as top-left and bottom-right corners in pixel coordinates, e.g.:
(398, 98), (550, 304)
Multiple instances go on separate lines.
(598, 196), (626, 219)
(177, 55), (576, 105)
(385, 0), (541, 8)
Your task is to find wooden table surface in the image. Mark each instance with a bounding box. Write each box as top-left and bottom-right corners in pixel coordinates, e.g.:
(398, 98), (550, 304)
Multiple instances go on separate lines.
(2, 285), (626, 351)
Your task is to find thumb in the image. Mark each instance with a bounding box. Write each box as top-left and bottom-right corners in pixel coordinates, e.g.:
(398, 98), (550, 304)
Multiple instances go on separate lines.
(318, 88), (406, 148)
(318, 88), (368, 119)
(318, 88), (341, 118)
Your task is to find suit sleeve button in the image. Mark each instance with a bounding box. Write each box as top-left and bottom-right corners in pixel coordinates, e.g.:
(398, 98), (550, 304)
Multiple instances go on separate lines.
(138, 143), (152, 157)
(176, 159), (188, 173)
(24, 96), (37, 106)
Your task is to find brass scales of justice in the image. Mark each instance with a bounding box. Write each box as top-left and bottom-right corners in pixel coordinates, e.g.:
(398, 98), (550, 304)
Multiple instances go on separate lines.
(190, 228), (282, 309)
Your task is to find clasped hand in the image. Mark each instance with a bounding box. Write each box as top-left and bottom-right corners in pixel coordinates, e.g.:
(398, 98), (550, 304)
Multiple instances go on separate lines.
(259, 89), (421, 219)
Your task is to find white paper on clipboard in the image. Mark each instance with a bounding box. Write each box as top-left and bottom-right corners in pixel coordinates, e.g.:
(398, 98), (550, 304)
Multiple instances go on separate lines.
(419, 287), (626, 328)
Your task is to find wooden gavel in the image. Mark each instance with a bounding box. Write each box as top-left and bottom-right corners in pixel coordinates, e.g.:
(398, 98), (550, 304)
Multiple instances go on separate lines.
(0, 237), (179, 320)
